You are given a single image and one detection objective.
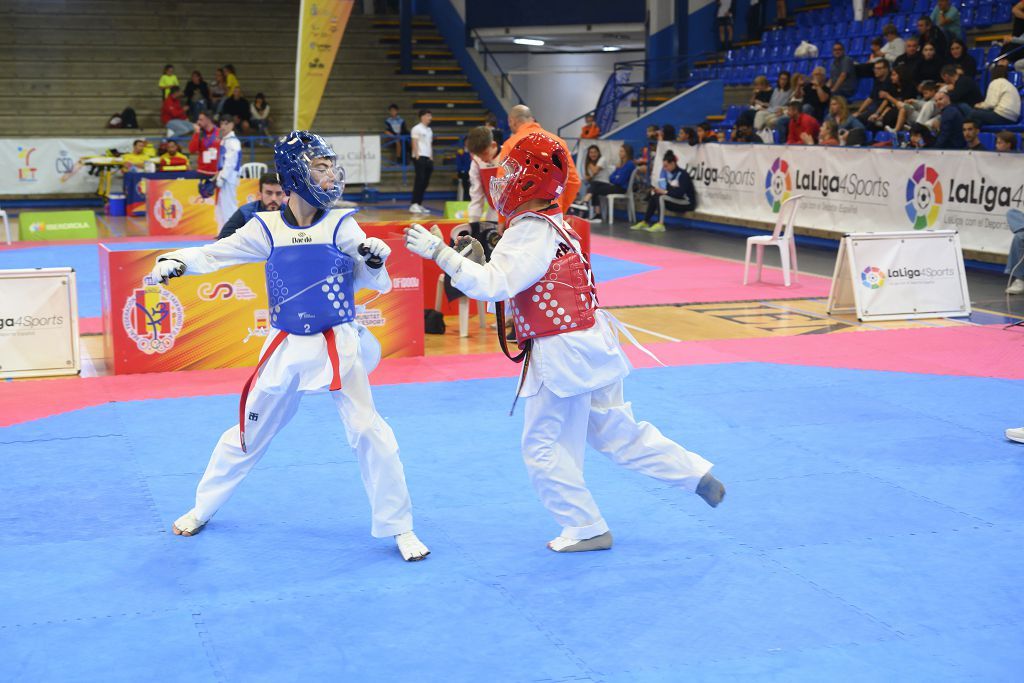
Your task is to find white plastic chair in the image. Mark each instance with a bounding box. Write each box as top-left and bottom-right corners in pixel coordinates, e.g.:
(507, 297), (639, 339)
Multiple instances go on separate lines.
(240, 162), (268, 179)
(0, 202), (10, 244)
(603, 167), (639, 225)
(743, 194), (804, 287)
(434, 223), (486, 337)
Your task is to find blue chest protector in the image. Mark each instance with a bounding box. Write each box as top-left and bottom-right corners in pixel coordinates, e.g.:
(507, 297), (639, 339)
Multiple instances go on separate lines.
(266, 244), (356, 335)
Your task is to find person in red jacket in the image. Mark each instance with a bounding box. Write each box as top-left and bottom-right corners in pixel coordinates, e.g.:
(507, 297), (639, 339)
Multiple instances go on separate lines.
(189, 110), (220, 178)
(785, 100), (821, 145)
(162, 87), (193, 138)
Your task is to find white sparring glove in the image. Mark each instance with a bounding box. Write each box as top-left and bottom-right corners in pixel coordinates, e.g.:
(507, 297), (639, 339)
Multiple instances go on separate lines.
(150, 257), (186, 285)
(403, 224), (444, 259)
(359, 237), (391, 269)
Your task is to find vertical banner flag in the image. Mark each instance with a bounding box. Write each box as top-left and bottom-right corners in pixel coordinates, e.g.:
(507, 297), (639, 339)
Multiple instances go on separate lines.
(295, 0), (354, 130)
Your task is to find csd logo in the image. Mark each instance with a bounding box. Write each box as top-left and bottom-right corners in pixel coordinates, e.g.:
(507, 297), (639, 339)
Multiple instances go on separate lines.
(197, 279), (257, 301)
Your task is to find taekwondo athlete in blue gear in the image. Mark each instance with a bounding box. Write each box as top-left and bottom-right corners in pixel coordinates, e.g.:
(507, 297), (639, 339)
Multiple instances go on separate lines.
(214, 115), (242, 228)
(151, 130), (430, 562)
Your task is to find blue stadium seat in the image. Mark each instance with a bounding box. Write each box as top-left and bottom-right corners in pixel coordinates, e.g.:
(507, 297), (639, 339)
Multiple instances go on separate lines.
(995, 1), (1012, 23)
(975, 3), (994, 27)
(1009, 71), (1024, 89)
(913, 0), (930, 13)
(978, 132), (996, 150)
(723, 105), (745, 127)
(960, 6), (975, 29)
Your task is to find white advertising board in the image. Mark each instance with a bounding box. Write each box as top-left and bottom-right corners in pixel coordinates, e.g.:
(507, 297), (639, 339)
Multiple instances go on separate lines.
(655, 141), (1022, 257)
(826, 230), (971, 321)
(0, 268), (80, 378)
(325, 135), (381, 184)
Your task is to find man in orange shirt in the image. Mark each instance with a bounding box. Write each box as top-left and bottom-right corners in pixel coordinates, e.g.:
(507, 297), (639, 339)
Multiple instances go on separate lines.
(580, 113), (601, 139)
(499, 105), (581, 215)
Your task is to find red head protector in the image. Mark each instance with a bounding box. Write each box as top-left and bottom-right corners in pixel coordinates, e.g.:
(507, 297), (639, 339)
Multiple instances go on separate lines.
(489, 132), (567, 216)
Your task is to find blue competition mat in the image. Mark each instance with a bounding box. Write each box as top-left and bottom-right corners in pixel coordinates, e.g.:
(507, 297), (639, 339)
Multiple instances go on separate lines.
(1, 363), (1022, 681)
(588, 252), (657, 283)
(0, 242), (207, 318)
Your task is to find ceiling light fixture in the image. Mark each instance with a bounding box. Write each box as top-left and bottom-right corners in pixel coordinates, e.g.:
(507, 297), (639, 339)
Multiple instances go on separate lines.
(602, 46), (622, 52)
(513, 38), (545, 47)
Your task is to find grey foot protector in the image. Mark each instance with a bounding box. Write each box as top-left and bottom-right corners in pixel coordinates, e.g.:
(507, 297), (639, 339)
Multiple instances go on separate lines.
(696, 472), (726, 507)
(552, 531), (614, 553)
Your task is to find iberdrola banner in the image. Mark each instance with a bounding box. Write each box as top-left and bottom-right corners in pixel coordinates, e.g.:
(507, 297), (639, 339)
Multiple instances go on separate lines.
(295, 0), (354, 130)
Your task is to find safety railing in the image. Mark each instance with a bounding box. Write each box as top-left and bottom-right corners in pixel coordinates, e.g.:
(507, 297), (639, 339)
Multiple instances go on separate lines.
(470, 28), (527, 106)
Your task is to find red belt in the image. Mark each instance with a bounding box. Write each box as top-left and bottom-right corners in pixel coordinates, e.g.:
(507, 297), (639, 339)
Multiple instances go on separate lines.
(238, 327), (343, 452)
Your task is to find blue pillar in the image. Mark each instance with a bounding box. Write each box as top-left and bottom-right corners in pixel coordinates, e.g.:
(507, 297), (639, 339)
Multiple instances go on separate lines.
(400, 0), (413, 75)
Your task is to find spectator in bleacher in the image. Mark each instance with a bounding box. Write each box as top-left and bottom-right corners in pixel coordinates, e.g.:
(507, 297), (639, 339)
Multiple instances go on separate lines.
(630, 149), (696, 233)
(818, 119), (841, 146)
(869, 0), (897, 17)
(933, 91), (966, 149)
(802, 66), (832, 121)
(855, 60), (894, 128)
(731, 122), (764, 143)
(211, 68), (227, 113)
(717, 0), (734, 51)
(190, 110), (220, 180)
(217, 172), (285, 240)
(889, 79), (941, 133)
(917, 15), (948, 59)
(857, 38), (888, 79)
(941, 64), (983, 112)
(930, 0), (962, 42)
(697, 121), (721, 143)
(222, 89), (252, 134)
(409, 109), (433, 214)
(961, 119), (985, 151)
(250, 93), (271, 137)
(881, 24), (905, 63)
(996, 130), (1019, 152)
(909, 123), (936, 148)
(384, 104), (408, 161)
(581, 144), (635, 223)
(786, 100), (820, 144)
(736, 75), (774, 129)
(917, 42), (945, 85)
(947, 39), (976, 79)
(874, 64), (917, 131)
(162, 87), (193, 138)
(580, 114), (601, 139)
(775, 0), (787, 27)
(184, 71), (211, 122)
(661, 124), (677, 142)
(224, 64), (240, 98)
(894, 37), (922, 84)
(971, 62), (1022, 127)
(158, 64), (179, 99)
(156, 139), (189, 172)
(678, 127), (699, 145)
(827, 95), (867, 145)
(754, 71), (793, 131)
(828, 42), (859, 100)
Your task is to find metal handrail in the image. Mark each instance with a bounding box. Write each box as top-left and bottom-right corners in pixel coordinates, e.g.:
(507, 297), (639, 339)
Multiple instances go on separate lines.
(470, 28), (527, 105)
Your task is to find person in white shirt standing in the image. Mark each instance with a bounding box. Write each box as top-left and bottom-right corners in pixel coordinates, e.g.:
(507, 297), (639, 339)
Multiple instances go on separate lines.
(717, 0), (734, 51)
(215, 115), (242, 227)
(409, 109), (433, 214)
(404, 132), (725, 553)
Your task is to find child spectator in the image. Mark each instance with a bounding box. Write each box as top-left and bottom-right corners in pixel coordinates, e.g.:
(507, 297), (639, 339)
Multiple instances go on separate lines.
(630, 150), (696, 232)
(157, 140), (190, 171)
(161, 87), (193, 138)
(996, 130), (1019, 153)
(580, 114), (601, 139)
(455, 141), (472, 200)
(888, 79), (941, 133)
(158, 64), (179, 99)
(384, 104), (408, 161)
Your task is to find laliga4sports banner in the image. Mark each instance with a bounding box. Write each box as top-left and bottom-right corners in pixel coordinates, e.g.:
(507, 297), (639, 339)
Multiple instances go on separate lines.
(295, 0), (354, 130)
(655, 142), (1021, 257)
(99, 237), (422, 375)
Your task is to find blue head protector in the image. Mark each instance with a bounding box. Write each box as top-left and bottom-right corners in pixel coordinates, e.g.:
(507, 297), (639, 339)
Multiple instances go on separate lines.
(274, 131), (346, 209)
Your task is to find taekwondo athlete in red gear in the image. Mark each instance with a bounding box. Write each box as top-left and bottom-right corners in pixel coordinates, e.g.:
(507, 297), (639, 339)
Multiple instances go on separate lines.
(151, 131), (429, 562)
(404, 132), (725, 553)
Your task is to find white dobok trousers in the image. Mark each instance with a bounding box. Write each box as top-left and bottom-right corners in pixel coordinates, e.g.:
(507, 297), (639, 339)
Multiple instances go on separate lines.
(214, 180), (239, 228)
(191, 352), (413, 538)
(522, 381), (713, 539)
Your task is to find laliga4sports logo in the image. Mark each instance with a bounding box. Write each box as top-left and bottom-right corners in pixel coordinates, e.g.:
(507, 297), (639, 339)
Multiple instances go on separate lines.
(764, 158), (792, 213)
(905, 164), (943, 229)
(860, 266), (886, 289)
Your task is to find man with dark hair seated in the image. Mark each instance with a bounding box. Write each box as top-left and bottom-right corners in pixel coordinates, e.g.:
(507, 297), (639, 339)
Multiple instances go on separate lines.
(941, 64), (983, 115)
(218, 172), (286, 239)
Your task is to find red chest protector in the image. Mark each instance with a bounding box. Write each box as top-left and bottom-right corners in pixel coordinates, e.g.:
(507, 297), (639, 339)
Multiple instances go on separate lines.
(505, 210), (598, 348)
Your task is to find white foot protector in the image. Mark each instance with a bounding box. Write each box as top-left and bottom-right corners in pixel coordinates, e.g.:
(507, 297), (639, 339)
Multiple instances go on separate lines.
(396, 531), (430, 561)
(547, 531), (613, 553)
(172, 509), (207, 537)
